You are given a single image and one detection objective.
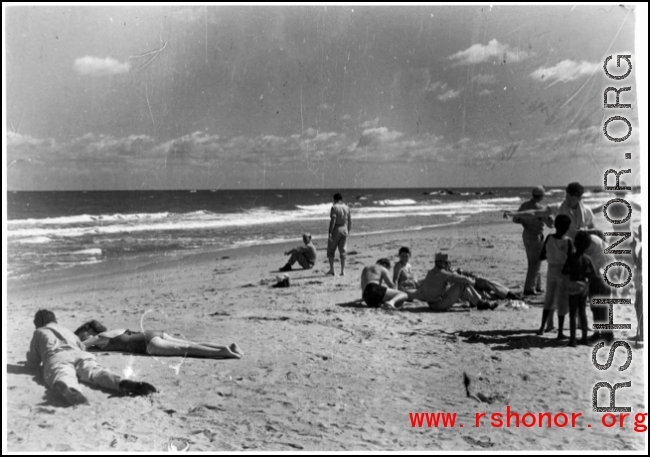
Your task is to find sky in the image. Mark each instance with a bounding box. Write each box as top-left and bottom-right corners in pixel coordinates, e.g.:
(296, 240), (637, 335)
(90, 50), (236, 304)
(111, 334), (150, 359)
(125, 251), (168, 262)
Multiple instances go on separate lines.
(4, 4), (644, 190)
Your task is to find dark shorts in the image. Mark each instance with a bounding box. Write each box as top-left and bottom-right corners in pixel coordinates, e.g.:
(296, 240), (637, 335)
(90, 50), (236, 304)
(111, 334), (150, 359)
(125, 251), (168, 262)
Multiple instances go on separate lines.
(363, 283), (387, 308)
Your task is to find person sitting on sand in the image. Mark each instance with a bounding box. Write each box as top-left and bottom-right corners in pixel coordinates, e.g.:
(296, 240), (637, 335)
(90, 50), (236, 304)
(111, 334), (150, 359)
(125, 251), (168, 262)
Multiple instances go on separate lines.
(279, 233), (317, 272)
(361, 258), (409, 310)
(26, 310), (157, 406)
(74, 320), (242, 359)
(393, 247), (419, 291)
(405, 253), (498, 311)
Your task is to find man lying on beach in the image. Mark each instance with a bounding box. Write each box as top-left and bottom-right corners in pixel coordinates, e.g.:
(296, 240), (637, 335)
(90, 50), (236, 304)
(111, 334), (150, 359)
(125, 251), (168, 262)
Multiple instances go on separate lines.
(405, 253), (498, 311)
(361, 258), (409, 310)
(26, 310), (157, 406)
(74, 320), (242, 359)
(279, 233), (317, 272)
(452, 268), (521, 301)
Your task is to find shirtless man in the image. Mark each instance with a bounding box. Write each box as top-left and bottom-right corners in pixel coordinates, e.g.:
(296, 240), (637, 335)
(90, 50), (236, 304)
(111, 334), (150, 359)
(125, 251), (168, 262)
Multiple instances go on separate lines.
(360, 258), (409, 310)
(405, 253), (498, 311)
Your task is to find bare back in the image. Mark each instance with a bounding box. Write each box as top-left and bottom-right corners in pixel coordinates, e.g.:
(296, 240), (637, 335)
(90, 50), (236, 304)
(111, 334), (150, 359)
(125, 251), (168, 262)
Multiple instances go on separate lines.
(361, 265), (394, 290)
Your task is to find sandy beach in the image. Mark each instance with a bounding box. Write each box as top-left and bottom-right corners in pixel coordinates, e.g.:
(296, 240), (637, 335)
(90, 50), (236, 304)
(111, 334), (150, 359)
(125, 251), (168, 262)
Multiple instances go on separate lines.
(5, 211), (645, 452)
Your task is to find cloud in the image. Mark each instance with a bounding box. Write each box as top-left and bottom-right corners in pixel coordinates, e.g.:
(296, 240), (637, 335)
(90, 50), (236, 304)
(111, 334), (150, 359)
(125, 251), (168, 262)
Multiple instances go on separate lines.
(360, 117), (380, 128)
(449, 39), (531, 65)
(471, 74), (497, 84)
(74, 56), (131, 76)
(356, 127), (403, 149)
(437, 89), (462, 101)
(478, 89), (493, 96)
(530, 59), (600, 83)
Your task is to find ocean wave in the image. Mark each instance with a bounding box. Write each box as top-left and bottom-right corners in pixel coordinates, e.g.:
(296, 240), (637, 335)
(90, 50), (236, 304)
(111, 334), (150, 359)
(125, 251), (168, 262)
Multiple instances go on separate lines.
(70, 248), (102, 256)
(15, 236), (52, 244)
(373, 199), (418, 206)
(8, 212), (172, 226)
(7, 197), (524, 240)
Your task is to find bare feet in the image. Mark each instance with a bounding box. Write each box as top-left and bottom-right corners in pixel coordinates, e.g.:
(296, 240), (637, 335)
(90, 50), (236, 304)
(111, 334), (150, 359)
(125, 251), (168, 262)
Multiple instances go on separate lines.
(544, 327), (556, 333)
(230, 343), (244, 357)
(326, 270), (335, 276)
(381, 303), (397, 310)
(340, 271), (345, 276)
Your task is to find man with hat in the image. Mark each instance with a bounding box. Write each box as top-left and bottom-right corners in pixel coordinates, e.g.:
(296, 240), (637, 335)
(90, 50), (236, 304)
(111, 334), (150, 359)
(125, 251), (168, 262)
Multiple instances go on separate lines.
(279, 233), (318, 272)
(406, 253), (498, 311)
(512, 186), (554, 296)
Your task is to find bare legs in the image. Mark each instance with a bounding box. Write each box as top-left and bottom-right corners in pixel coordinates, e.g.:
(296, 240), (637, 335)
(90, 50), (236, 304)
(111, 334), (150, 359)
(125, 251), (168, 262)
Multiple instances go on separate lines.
(381, 289), (409, 309)
(326, 257), (335, 275)
(147, 335), (242, 359)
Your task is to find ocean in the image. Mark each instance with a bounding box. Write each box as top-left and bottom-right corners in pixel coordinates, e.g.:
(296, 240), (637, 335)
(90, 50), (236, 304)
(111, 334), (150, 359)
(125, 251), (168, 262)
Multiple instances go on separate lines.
(6, 187), (634, 278)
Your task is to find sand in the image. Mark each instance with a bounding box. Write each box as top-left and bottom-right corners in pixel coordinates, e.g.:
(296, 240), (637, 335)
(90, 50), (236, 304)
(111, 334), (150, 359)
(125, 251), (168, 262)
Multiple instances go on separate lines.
(5, 212), (646, 451)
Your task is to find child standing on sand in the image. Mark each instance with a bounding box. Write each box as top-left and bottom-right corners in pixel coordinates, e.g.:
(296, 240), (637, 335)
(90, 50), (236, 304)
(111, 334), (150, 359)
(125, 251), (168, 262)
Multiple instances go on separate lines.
(562, 231), (599, 347)
(538, 214), (573, 339)
(393, 247), (419, 291)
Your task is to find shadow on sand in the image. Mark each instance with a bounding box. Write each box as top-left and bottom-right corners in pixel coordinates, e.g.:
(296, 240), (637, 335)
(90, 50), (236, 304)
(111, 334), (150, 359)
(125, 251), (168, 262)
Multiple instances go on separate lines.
(458, 329), (573, 351)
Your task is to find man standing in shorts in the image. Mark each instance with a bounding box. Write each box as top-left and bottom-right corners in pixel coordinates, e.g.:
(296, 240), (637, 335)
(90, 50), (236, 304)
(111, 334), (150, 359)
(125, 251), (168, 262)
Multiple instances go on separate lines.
(327, 193), (352, 276)
(360, 259), (409, 309)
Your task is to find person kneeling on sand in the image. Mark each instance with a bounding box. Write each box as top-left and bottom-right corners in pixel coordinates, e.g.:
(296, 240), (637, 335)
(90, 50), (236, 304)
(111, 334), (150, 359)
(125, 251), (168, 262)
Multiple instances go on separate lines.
(361, 258), (409, 310)
(74, 320), (242, 359)
(405, 253), (498, 311)
(279, 233), (317, 272)
(26, 310), (157, 406)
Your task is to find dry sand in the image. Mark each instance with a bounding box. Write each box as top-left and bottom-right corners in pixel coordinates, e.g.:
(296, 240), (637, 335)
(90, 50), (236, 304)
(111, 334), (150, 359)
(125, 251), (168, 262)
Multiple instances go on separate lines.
(5, 212), (646, 451)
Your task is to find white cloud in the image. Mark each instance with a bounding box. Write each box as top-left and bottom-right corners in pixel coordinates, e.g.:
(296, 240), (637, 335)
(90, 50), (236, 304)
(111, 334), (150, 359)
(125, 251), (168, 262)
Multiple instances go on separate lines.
(472, 74), (497, 84)
(74, 56), (131, 76)
(356, 127), (403, 148)
(449, 39), (531, 65)
(360, 117), (380, 128)
(479, 89), (493, 96)
(437, 89), (462, 101)
(530, 59), (600, 83)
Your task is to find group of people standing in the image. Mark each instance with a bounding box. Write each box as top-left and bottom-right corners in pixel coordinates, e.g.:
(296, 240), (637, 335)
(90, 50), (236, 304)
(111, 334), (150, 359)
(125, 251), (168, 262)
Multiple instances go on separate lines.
(506, 182), (642, 347)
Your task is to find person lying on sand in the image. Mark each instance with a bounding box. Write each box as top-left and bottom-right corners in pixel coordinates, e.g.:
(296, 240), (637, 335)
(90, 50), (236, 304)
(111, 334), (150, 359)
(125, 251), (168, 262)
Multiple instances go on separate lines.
(279, 233), (317, 272)
(74, 320), (243, 359)
(26, 310), (157, 406)
(452, 267), (521, 300)
(361, 258), (409, 310)
(405, 253), (498, 311)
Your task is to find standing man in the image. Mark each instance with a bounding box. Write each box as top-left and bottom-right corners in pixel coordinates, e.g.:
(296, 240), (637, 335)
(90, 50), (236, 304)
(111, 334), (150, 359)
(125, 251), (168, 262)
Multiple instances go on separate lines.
(279, 233), (317, 272)
(512, 186), (553, 296)
(505, 182), (596, 331)
(326, 192), (352, 276)
(26, 309), (157, 406)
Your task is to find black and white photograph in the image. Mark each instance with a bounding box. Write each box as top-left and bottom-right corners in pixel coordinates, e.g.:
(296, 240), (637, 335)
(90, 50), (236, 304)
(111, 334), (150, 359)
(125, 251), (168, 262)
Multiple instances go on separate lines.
(3, 3), (647, 452)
